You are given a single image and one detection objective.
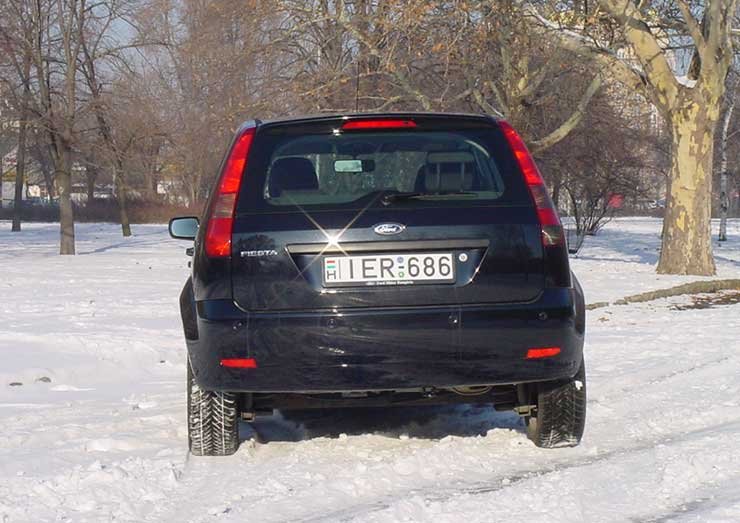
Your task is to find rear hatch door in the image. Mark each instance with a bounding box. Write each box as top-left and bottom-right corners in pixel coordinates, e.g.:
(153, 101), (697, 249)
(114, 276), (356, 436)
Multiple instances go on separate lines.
(231, 114), (543, 312)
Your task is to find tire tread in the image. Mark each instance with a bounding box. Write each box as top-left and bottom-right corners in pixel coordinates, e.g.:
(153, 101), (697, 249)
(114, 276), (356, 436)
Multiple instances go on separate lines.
(527, 360), (587, 448)
(187, 362), (239, 456)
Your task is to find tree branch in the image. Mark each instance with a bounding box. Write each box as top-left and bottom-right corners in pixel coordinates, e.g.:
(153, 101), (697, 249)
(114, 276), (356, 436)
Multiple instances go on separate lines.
(598, 0), (680, 109)
(335, 0), (433, 110)
(675, 0), (706, 51)
(524, 5), (647, 93)
(482, 80), (508, 116)
(519, 59), (554, 101)
(471, 88), (503, 116)
(530, 74), (602, 153)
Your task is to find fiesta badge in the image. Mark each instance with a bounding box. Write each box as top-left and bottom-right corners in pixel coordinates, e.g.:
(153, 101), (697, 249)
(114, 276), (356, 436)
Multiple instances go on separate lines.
(373, 223), (406, 236)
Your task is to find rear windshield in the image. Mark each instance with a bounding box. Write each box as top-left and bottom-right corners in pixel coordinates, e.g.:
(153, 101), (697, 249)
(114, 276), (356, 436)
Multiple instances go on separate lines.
(238, 125), (530, 212)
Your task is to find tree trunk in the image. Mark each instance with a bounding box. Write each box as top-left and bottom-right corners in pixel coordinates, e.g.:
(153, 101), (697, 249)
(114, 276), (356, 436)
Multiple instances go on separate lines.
(32, 138), (56, 199)
(551, 170), (563, 210)
(657, 102), (718, 275)
(568, 190), (582, 235)
(12, 117), (27, 232)
(115, 167), (132, 237)
(86, 164), (98, 205)
(42, 165), (56, 199)
(12, 22), (33, 232)
(718, 84), (735, 242)
(56, 146), (76, 255)
(143, 170), (157, 200)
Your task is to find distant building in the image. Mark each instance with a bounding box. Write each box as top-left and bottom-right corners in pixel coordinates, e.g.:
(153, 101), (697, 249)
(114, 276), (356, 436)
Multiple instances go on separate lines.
(1, 146), (22, 207)
(0, 146), (50, 206)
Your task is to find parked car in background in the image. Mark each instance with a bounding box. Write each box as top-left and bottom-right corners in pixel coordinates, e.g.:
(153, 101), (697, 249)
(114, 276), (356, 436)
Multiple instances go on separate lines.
(170, 113), (587, 456)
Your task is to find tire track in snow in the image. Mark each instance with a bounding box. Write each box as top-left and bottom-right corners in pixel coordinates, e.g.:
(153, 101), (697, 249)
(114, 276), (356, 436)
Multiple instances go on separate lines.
(636, 480), (740, 523)
(602, 355), (734, 398)
(149, 299), (740, 522)
(294, 418), (740, 523)
(149, 351), (740, 523)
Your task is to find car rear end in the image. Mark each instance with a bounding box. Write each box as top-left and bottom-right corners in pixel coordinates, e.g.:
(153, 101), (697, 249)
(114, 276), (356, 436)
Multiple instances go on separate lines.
(185, 113), (584, 399)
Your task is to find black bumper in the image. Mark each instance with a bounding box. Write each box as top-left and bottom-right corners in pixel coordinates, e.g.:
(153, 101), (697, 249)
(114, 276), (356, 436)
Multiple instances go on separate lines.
(186, 288), (584, 393)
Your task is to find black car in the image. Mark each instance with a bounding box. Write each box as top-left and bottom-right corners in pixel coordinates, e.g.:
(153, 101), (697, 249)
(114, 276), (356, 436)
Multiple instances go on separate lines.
(169, 113), (586, 456)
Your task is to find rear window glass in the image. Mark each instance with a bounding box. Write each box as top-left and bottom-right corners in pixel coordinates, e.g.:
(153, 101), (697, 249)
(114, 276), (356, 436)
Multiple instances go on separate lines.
(238, 126), (530, 212)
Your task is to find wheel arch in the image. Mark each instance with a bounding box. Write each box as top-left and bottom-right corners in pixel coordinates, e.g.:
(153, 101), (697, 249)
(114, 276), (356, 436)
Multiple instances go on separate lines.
(572, 272), (586, 335)
(180, 277), (199, 341)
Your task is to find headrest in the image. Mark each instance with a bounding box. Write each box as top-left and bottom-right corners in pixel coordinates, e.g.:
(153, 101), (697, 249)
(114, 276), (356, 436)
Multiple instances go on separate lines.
(426, 152), (475, 164)
(269, 157), (318, 197)
(414, 152), (479, 192)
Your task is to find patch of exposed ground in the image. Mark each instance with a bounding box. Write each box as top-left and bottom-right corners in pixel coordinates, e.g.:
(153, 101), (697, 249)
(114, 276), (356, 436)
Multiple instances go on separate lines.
(670, 290), (740, 311)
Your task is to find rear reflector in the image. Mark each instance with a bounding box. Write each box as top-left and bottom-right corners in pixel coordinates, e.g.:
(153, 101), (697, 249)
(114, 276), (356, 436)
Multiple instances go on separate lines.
(498, 120), (564, 247)
(341, 119), (417, 131)
(220, 358), (258, 369)
(525, 347), (561, 360)
(205, 127), (255, 258)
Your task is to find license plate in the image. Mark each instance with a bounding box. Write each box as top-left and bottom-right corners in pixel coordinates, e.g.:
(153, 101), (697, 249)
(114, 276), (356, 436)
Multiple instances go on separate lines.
(323, 253), (455, 287)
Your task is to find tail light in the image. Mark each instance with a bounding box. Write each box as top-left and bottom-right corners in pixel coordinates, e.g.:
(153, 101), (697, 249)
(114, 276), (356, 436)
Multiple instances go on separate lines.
(204, 127), (255, 258)
(498, 120), (564, 247)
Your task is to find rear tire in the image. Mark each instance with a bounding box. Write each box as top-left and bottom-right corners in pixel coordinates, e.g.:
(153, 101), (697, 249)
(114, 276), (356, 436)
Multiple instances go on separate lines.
(525, 359), (586, 448)
(187, 359), (240, 456)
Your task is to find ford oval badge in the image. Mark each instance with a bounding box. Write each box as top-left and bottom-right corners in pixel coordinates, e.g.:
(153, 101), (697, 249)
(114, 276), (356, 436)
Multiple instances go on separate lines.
(373, 223), (406, 235)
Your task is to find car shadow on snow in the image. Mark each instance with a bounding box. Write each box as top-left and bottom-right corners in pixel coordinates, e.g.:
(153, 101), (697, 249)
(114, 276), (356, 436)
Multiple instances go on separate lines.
(245, 404), (524, 443)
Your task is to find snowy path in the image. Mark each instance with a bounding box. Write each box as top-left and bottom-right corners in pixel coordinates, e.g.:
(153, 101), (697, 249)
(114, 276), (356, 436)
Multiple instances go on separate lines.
(1, 218), (739, 522)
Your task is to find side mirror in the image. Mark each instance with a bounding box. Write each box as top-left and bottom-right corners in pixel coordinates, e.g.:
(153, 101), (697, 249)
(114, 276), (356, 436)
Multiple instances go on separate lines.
(169, 216), (199, 240)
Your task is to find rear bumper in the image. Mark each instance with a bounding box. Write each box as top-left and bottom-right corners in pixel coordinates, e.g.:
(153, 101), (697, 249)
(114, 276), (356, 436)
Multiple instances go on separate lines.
(187, 288), (585, 393)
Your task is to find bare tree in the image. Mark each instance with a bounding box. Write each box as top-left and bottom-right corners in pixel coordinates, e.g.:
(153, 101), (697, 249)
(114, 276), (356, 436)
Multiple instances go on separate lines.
(11, 87), (30, 233)
(133, 0), (278, 204)
(718, 69), (738, 241)
(81, 37), (133, 236)
(29, 126), (55, 198)
(530, 0), (739, 275)
(462, 2), (604, 153)
(2, 0), (719, 249)
(0, 0), (35, 231)
(119, 0), (646, 211)
(78, 0), (164, 236)
(269, 0), (602, 154)
(2, 0), (144, 250)
(23, 0), (90, 254)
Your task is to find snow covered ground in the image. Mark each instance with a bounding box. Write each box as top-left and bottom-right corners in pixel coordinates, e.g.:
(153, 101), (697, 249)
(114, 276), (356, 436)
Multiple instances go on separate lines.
(1, 217), (739, 523)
